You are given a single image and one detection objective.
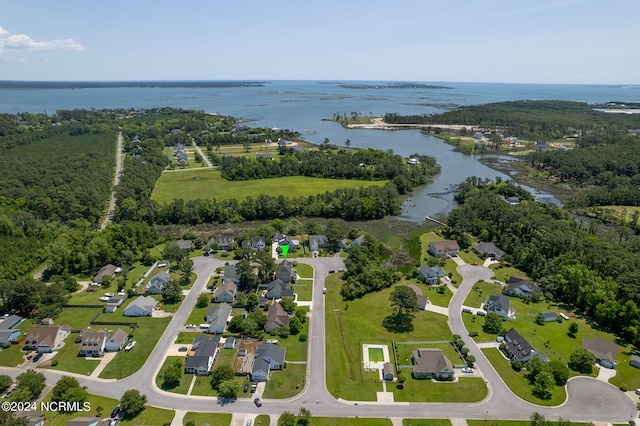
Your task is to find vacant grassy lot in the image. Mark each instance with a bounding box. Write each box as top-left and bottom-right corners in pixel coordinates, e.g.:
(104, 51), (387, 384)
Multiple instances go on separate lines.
(262, 363), (306, 398)
(99, 316), (171, 379)
(423, 284), (453, 307)
(182, 412), (232, 426)
(392, 377), (487, 402)
(276, 306), (309, 362)
(43, 393), (119, 426)
(152, 168), (386, 203)
(467, 421), (592, 426)
(464, 280), (504, 308)
(308, 418), (392, 426)
(404, 420), (451, 426)
(490, 264), (529, 283)
(55, 307), (103, 330)
(294, 262), (314, 279)
(324, 274), (485, 402)
(293, 279), (313, 301)
(156, 356), (193, 394)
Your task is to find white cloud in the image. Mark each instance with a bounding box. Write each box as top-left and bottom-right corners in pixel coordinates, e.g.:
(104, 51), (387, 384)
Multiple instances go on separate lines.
(0, 26), (84, 55)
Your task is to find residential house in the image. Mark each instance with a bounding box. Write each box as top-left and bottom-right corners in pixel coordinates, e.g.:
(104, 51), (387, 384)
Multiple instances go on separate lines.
(485, 294), (515, 320)
(582, 337), (618, 369)
(24, 326), (70, 353)
(0, 329), (21, 345)
(408, 284), (428, 310)
(276, 260), (295, 283)
(41, 318), (54, 326)
(427, 240), (460, 258)
(123, 295), (158, 317)
(382, 362), (394, 381)
(105, 295), (126, 313)
(473, 132), (485, 139)
(505, 277), (542, 299)
(223, 264), (239, 283)
(147, 271), (171, 294)
(242, 236), (267, 251)
(274, 234), (299, 252)
(15, 411), (45, 426)
(416, 295), (428, 310)
(541, 312), (557, 322)
(224, 337), (237, 349)
(78, 330), (107, 357)
(504, 328), (538, 362)
(265, 303), (290, 333)
(418, 264), (445, 285)
(214, 236), (235, 250)
(65, 417), (99, 426)
(266, 278), (295, 299)
(205, 303), (232, 334)
(93, 264), (119, 284)
(251, 342), (286, 382)
(506, 197), (520, 205)
(105, 328), (129, 352)
(630, 355), (640, 369)
(0, 314), (22, 345)
(473, 242), (506, 261)
(308, 235), (330, 252)
(411, 348), (454, 379)
(213, 281), (237, 304)
(176, 239), (193, 250)
(185, 335), (220, 375)
(351, 235), (367, 247)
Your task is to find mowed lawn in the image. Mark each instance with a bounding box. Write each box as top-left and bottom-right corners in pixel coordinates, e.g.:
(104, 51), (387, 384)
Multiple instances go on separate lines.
(152, 168), (386, 203)
(324, 275), (487, 402)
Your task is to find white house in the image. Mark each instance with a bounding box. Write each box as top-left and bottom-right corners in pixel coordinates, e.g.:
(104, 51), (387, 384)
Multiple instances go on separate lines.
(123, 295), (158, 317)
(105, 328), (129, 352)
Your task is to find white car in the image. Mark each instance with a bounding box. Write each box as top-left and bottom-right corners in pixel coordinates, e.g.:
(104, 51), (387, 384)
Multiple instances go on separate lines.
(635, 388), (640, 395)
(462, 367), (473, 373)
(186, 324), (196, 329)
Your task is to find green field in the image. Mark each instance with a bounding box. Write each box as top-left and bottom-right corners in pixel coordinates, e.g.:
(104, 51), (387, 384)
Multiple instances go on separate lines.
(182, 412), (232, 426)
(151, 168), (386, 203)
(98, 316), (171, 379)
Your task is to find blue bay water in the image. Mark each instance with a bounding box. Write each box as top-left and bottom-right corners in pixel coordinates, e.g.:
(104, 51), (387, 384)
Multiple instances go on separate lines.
(2, 80), (639, 221)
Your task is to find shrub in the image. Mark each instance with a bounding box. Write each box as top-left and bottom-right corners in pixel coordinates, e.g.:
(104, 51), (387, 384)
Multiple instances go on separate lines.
(298, 334), (307, 342)
(51, 360), (59, 366)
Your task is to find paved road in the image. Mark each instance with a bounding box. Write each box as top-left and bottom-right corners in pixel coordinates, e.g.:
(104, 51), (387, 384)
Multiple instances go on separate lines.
(3, 257), (636, 423)
(192, 141), (213, 168)
(100, 131), (124, 230)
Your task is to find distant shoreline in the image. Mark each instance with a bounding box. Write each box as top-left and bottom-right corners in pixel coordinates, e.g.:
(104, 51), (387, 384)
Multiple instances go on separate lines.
(0, 81), (268, 89)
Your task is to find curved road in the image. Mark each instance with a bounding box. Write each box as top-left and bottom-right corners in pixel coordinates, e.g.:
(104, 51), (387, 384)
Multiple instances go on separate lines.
(3, 257), (636, 423)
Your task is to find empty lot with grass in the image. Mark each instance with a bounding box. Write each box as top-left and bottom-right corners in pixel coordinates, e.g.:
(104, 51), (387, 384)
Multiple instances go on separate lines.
(152, 168), (386, 203)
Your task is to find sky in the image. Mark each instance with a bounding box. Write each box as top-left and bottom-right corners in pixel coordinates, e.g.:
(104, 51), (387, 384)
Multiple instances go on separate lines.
(0, 0), (638, 84)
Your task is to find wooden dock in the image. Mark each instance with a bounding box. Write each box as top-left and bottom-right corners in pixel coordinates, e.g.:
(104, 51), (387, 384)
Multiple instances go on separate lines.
(425, 215), (447, 226)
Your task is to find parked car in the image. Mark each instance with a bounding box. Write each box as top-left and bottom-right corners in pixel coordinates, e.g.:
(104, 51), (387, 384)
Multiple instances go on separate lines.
(186, 324), (196, 329)
(110, 406), (121, 418)
(250, 382), (257, 393)
(496, 336), (504, 343)
(243, 383), (249, 392)
(462, 367), (473, 373)
(246, 420), (252, 426)
(476, 310), (486, 316)
(254, 397), (262, 407)
(462, 308), (472, 314)
(636, 388), (640, 395)
(33, 353), (42, 362)
(178, 346), (188, 352)
(328, 269), (336, 273)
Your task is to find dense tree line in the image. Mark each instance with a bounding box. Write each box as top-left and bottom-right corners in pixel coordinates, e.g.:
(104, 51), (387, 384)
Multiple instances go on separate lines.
(215, 149), (439, 188)
(340, 234), (400, 300)
(447, 179), (640, 346)
(139, 184), (401, 224)
(385, 100), (640, 140)
(0, 127), (116, 223)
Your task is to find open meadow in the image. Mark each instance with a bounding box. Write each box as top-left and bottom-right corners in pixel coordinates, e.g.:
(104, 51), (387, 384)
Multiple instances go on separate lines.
(151, 168), (386, 203)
